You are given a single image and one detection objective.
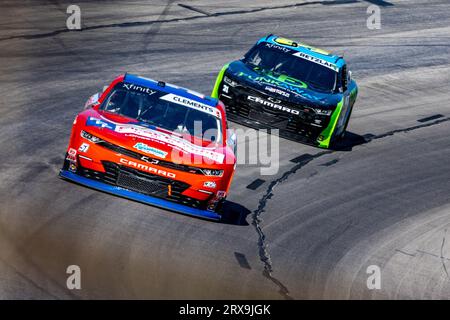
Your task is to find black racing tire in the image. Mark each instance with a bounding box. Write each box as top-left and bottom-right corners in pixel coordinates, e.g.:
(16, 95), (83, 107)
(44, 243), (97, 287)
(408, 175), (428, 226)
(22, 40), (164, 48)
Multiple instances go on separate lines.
(337, 104), (354, 140)
(327, 105), (353, 148)
(215, 198), (225, 214)
(62, 154), (70, 170)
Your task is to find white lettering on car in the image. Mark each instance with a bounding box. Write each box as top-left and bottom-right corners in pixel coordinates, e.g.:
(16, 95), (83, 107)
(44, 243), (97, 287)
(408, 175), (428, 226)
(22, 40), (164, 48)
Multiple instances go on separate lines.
(122, 83), (156, 95)
(292, 51), (339, 72)
(247, 96), (300, 115)
(119, 158), (176, 178)
(160, 93), (221, 119)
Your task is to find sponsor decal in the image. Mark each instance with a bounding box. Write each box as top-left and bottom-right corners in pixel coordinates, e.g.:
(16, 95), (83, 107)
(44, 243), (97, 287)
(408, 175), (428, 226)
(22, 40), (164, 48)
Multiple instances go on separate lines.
(133, 142), (167, 158)
(78, 143), (90, 153)
(292, 51), (338, 72)
(264, 42), (292, 53)
(160, 93), (221, 119)
(126, 134), (166, 145)
(69, 163), (77, 172)
(119, 158), (176, 178)
(85, 117), (116, 130)
(86, 116), (225, 163)
(203, 181), (217, 189)
(247, 95), (300, 115)
(251, 68), (308, 89)
(264, 86), (290, 98)
(122, 83), (156, 95)
(237, 72), (322, 102)
(66, 148), (77, 162)
(115, 125), (225, 163)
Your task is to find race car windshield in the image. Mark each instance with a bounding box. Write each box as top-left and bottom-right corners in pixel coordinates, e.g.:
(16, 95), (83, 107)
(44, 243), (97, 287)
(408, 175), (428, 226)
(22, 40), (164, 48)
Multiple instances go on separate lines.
(244, 44), (337, 92)
(100, 84), (222, 144)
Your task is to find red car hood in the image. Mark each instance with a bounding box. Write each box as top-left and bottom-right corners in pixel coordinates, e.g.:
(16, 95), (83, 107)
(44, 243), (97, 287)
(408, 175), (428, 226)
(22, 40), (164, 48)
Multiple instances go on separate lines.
(80, 109), (226, 166)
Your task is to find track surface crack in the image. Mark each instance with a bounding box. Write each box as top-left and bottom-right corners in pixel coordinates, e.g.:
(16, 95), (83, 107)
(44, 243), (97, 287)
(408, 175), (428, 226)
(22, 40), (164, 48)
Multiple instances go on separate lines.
(440, 229), (449, 279)
(251, 116), (450, 299)
(252, 151), (329, 300)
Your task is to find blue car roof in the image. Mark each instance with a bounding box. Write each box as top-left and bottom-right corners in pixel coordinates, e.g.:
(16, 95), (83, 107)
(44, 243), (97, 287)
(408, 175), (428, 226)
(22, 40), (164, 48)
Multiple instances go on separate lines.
(257, 35), (346, 70)
(123, 74), (218, 107)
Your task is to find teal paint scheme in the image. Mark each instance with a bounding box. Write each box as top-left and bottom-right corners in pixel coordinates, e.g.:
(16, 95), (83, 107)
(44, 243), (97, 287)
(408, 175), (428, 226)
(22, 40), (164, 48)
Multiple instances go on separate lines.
(212, 35), (358, 148)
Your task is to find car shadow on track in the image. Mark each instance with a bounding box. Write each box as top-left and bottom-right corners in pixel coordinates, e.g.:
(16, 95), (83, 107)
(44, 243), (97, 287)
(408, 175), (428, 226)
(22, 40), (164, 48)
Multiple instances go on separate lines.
(332, 131), (370, 152)
(220, 201), (251, 226)
(59, 172), (251, 226)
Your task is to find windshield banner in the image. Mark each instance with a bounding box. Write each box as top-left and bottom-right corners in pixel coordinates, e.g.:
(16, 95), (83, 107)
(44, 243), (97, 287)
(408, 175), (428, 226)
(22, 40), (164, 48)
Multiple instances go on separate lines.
(160, 94), (221, 119)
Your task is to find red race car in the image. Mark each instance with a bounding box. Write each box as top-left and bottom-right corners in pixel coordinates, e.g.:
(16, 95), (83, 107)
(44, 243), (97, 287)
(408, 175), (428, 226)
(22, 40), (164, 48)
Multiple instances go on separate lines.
(60, 74), (237, 220)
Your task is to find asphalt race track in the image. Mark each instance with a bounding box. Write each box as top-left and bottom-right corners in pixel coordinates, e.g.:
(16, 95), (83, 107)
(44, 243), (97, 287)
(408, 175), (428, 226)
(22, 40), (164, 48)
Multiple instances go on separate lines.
(1, 0), (450, 299)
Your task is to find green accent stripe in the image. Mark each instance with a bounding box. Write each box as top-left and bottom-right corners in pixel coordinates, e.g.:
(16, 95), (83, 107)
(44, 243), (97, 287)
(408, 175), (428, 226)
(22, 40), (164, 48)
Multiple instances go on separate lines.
(317, 98), (343, 148)
(350, 87), (358, 100)
(211, 63), (229, 98)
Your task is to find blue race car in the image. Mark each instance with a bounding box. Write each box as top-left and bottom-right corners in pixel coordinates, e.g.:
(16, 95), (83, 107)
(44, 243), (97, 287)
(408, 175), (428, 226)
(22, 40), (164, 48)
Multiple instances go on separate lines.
(212, 35), (358, 148)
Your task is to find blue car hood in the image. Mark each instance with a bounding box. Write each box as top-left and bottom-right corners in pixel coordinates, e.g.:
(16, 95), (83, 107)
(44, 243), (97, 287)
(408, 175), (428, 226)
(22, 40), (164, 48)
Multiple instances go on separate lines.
(226, 60), (342, 108)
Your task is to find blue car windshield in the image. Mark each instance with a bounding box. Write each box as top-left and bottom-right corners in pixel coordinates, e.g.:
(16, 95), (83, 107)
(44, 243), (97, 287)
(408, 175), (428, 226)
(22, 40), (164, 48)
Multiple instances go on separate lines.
(244, 44), (337, 92)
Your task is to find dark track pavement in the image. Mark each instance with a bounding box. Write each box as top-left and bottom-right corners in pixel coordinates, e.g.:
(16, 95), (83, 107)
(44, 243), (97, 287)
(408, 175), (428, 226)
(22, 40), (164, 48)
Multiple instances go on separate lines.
(1, 0), (450, 299)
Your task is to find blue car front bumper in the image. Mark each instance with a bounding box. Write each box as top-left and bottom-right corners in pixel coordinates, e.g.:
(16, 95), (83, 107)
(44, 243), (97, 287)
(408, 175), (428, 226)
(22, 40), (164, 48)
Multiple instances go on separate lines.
(59, 170), (221, 221)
